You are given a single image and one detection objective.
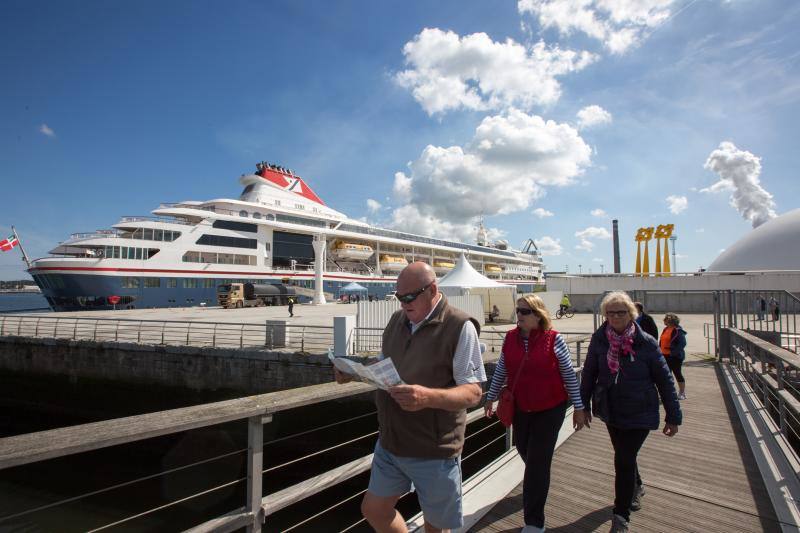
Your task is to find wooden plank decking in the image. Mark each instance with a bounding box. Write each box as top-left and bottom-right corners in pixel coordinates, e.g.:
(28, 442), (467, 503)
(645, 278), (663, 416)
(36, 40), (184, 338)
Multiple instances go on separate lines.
(470, 356), (786, 532)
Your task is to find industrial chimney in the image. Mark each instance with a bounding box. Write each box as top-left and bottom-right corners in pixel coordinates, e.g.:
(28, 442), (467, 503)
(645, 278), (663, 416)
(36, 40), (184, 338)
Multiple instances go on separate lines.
(612, 219), (621, 273)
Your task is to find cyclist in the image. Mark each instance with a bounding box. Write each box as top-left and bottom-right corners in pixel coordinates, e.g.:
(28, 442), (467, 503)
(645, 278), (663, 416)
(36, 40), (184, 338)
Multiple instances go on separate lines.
(560, 293), (571, 314)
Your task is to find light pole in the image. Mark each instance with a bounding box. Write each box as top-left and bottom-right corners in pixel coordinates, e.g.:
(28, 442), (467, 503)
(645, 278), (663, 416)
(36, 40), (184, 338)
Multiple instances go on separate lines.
(600, 264), (605, 274)
(578, 264), (582, 275)
(670, 235), (677, 272)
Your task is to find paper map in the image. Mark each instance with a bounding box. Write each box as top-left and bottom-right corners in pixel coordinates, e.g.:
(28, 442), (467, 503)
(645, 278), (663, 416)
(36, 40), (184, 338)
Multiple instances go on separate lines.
(328, 349), (404, 390)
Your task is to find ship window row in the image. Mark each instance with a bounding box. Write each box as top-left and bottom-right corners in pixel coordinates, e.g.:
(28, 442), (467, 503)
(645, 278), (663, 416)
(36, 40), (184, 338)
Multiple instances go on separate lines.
(121, 277), (216, 289)
(212, 219), (258, 233)
(120, 228), (181, 242)
(275, 213), (327, 227)
(103, 246), (159, 260)
(182, 251), (257, 265)
(195, 234), (258, 249)
(336, 223), (517, 258)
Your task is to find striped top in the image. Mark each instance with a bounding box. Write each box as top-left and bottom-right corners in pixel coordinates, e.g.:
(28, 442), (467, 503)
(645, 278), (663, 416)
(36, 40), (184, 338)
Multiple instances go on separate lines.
(486, 333), (583, 410)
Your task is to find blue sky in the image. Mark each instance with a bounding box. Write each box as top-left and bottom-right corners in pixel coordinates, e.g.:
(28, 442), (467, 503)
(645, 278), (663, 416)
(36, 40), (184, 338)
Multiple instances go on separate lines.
(2, 0), (798, 279)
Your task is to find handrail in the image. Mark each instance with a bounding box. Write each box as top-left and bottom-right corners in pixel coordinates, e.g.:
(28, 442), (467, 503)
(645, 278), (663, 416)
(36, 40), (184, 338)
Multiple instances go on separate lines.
(0, 381), (372, 470)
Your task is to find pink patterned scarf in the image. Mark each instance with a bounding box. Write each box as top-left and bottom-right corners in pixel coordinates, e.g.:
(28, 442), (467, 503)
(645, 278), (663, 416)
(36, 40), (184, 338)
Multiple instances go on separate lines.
(605, 322), (636, 374)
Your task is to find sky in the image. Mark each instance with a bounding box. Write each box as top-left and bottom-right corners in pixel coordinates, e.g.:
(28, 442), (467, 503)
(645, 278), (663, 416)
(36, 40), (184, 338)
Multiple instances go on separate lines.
(1, 0), (799, 279)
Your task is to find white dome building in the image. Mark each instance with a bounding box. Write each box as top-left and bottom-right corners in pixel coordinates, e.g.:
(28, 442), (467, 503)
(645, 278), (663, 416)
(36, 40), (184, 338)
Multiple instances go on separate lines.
(708, 209), (800, 272)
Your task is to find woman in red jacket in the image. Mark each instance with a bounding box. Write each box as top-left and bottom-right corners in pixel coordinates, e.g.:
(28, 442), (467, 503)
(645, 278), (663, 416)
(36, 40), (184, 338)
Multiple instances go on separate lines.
(485, 294), (588, 533)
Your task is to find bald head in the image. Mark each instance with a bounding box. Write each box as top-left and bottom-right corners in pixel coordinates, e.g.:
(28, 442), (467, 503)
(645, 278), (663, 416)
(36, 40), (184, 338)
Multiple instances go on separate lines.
(398, 261), (436, 287)
(396, 262), (439, 323)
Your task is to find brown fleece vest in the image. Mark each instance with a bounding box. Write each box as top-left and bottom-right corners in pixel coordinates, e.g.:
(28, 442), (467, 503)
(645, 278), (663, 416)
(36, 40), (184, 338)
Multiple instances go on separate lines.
(377, 296), (480, 458)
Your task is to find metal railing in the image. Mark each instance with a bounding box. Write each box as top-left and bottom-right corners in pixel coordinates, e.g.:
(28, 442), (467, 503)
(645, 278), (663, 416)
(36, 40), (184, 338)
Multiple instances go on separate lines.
(714, 289), (799, 355)
(726, 328), (800, 455)
(0, 314), (333, 352)
(352, 326), (592, 366)
(0, 381), (512, 532)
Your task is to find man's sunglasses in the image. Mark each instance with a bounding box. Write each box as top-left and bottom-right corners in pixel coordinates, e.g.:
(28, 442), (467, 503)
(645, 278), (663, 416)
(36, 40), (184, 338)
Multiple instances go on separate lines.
(395, 284), (431, 304)
(515, 308), (535, 316)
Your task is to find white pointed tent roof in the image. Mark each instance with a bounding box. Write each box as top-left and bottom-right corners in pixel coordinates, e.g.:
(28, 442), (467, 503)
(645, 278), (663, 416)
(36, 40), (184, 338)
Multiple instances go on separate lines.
(340, 282), (368, 292)
(438, 253), (508, 288)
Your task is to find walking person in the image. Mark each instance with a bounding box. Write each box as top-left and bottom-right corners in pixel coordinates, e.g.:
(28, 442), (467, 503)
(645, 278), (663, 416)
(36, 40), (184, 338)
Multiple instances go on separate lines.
(287, 297), (294, 317)
(484, 294), (588, 533)
(334, 262), (486, 532)
(581, 291), (682, 532)
(770, 296), (781, 322)
(634, 302), (658, 340)
(755, 295), (766, 320)
(660, 313), (687, 400)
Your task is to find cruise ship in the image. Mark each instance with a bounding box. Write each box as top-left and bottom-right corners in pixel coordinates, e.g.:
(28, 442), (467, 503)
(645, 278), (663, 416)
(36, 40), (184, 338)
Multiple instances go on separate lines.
(29, 163), (545, 311)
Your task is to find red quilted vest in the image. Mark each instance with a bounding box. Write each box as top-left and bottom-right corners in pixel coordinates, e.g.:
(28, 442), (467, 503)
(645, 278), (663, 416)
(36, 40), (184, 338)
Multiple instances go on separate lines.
(502, 327), (567, 412)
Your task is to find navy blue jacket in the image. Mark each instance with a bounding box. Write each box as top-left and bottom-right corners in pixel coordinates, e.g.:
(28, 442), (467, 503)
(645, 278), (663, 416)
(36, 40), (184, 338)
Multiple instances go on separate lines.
(667, 326), (687, 362)
(580, 321), (682, 429)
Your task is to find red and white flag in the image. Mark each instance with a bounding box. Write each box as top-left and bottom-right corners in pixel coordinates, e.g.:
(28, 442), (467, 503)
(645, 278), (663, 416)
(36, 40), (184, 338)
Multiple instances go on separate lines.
(0, 235), (19, 252)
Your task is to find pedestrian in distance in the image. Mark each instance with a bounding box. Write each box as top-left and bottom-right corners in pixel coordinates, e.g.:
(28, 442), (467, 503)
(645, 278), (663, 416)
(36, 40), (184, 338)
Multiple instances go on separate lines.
(770, 296), (780, 322)
(634, 302), (658, 340)
(334, 262), (486, 532)
(660, 313), (687, 400)
(484, 294), (588, 533)
(580, 291), (682, 533)
(287, 297), (294, 317)
(755, 295), (766, 320)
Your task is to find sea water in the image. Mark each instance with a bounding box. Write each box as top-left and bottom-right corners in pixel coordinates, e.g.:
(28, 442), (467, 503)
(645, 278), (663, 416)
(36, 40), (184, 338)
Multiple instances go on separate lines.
(0, 292), (50, 312)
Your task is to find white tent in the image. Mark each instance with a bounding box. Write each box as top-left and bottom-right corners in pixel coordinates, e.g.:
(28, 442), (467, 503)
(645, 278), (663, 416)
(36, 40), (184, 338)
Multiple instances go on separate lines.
(438, 253), (517, 322)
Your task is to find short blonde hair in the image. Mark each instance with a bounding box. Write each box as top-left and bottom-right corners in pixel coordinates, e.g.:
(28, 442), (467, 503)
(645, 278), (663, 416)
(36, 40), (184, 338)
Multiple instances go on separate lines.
(517, 294), (552, 330)
(599, 291), (638, 320)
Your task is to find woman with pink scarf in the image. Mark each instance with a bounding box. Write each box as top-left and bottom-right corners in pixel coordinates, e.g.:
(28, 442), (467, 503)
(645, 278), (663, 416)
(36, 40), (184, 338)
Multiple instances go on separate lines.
(580, 292), (682, 533)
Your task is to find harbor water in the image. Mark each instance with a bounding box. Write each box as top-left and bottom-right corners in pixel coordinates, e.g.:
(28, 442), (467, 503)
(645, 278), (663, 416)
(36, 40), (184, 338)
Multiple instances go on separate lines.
(0, 292), (50, 313)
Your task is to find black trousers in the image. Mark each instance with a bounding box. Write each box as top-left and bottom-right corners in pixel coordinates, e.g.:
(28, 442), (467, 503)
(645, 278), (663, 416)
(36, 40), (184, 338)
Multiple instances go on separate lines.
(666, 357), (685, 383)
(606, 425), (649, 520)
(513, 401), (568, 528)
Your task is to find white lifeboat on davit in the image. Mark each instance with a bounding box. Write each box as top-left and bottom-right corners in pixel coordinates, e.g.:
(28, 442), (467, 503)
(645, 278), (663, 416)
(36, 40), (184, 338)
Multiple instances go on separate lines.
(433, 259), (455, 275)
(331, 240), (374, 261)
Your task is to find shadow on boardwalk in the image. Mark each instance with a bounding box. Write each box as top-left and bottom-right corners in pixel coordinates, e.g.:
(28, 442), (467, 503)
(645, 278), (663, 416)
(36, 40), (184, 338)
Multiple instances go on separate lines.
(469, 356), (785, 532)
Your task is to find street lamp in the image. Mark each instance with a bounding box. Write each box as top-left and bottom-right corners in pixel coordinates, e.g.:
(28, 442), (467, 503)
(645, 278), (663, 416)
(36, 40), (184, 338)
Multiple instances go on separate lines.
(600, 264), (605, 274)
(578, 264), (582, 274)
(670, 235), (677, 272)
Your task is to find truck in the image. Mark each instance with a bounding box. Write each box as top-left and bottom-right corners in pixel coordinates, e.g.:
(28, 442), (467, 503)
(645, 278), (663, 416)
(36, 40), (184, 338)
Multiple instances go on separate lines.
(217, 283), (296, 309)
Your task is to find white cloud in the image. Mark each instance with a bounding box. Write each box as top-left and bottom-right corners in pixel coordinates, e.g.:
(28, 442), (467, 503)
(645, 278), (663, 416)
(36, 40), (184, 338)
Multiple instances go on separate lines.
(395, 28), (596, 115)
(577, 105), (612, 129)
(532, 207), (555, 218)
(592, 257), (604, 262)
(366, 198), (382, 213)
(590, 208), (607, 217)
(702, 141), (777, 228)
(389, 205), (479, 243)
(575, 225), (611, 251)
(39, 123), (55, 137)
(695, 228), (704, 233)
(665, 195), (688, 214)
(388, 109), (592, 238)
(518, 0), (678, 54)
(536, 236), (563, 255)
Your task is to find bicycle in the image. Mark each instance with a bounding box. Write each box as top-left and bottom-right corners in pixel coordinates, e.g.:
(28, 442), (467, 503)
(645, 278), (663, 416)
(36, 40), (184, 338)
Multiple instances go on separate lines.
(556, 307), (574, 319)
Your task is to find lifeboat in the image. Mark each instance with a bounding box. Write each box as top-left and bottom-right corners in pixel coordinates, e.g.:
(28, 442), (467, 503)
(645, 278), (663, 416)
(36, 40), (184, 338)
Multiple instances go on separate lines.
(433, 259), (455, 275)
(484, 263), (503, 273)
(379, 254), (408, 272)
(331, 240), (374, 261)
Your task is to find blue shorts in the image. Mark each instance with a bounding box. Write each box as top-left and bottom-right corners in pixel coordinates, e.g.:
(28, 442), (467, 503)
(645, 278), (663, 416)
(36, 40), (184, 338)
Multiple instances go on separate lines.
(367, 440), (463, 530)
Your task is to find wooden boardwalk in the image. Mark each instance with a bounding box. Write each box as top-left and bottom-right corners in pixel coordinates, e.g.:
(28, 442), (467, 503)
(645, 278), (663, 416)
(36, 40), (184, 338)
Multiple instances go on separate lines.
(470, 356), (785, 532)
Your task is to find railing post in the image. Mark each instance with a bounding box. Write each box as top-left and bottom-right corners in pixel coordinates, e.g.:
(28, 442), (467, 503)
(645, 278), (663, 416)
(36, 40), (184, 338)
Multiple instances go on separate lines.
(93, 319), (99, 341)
(138, 321), (142, 343)
(246, 415), (267, 532)
(779, 396), (787, 435)
(161, 322), (166, 345)
(505, 425), (512, 452)
(186, 323), (191, 345)
(713, 291), (721, 359)
(301, 326), (305, 353)
(240, 324), (244, 349)
(0, 315), (5, 335)
(73, 319), (78, 340)
(54, 318), (60, 338)
(34, 317), (41, 336)
(115, 320), (119, 342)
(213, 323), (218, 347)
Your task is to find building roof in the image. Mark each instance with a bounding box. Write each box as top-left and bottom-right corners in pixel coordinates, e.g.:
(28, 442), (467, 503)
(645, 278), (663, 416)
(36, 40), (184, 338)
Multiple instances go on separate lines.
(708, 208), (800, 272)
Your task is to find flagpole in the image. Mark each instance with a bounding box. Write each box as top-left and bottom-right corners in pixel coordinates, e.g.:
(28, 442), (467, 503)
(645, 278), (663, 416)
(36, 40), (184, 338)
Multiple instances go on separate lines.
(11, 226), (32, 269)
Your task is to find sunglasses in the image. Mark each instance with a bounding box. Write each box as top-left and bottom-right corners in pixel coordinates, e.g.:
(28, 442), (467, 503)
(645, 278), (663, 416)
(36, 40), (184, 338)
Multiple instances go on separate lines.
(395, 284), (431, 304)
(515, 308), (535, 316)
(606, 310), (629, 317)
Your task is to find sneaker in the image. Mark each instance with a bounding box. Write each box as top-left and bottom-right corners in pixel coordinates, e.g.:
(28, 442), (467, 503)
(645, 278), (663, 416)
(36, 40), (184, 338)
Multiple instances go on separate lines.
(630, 485), (645, 511)
(609, 514), (630, 533)
(521, 526), (545, 533)
(678, 392), (687, 400)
